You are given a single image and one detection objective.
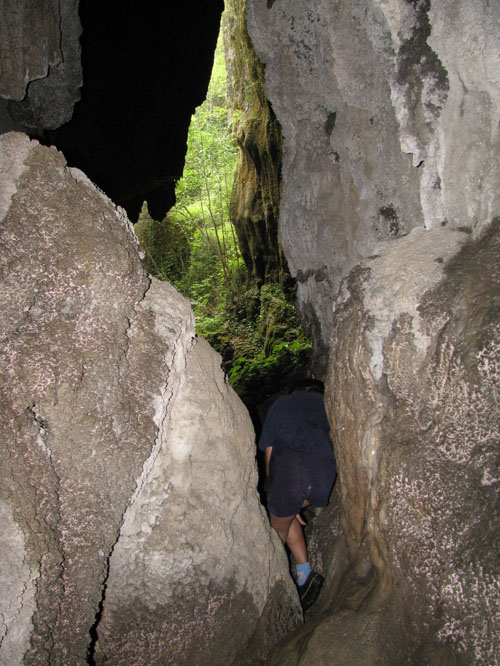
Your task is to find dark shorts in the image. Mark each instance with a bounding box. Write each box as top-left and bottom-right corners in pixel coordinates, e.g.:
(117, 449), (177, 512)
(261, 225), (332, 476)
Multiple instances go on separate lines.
(268, 448), (336, 517)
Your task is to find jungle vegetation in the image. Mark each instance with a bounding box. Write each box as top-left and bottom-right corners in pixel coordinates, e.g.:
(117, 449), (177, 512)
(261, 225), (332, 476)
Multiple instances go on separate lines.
(135, 35), (311, 408)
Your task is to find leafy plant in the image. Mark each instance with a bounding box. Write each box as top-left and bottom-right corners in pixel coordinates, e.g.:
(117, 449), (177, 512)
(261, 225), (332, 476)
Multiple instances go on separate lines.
(135, 30), (312, 408)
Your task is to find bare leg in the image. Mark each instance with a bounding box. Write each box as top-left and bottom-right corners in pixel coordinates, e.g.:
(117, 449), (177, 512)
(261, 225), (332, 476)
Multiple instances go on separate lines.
(270, 514), (308, 564)
(286, 516), (308, 564)
(270, 504), (323, 609)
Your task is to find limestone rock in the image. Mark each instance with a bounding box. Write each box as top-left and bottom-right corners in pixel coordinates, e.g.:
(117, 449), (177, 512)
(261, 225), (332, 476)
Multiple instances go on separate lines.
(95, 331), (300, 665)
(246, 0), (500, 373)
(0, 0), (62, 101)
(0, 132), (300, 665)
(270, 222), (500, 664)
(0, 0), (82, 129)
(223, 0), (286, 286)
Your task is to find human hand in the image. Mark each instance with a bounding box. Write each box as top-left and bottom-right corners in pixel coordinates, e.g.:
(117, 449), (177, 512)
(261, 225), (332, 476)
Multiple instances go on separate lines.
(295, 512), (306, 526)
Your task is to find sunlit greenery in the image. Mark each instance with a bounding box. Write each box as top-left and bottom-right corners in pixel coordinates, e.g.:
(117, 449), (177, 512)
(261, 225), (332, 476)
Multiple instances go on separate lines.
(136, 35), (243, 314)
(135, 32), (311, 404)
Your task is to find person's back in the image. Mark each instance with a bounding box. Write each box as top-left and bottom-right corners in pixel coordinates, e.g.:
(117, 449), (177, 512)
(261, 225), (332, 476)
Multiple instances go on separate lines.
(259, 390), (333, 454)
(258, 384), (336, 611)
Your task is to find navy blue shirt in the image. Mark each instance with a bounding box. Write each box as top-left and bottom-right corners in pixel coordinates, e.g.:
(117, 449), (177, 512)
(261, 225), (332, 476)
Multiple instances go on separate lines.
(258, 391), (333, 457)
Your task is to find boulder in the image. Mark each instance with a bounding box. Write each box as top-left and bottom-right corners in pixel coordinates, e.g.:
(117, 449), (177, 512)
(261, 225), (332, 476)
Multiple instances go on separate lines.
(0, 132), (301, 666)
(94, 327), (301, 666)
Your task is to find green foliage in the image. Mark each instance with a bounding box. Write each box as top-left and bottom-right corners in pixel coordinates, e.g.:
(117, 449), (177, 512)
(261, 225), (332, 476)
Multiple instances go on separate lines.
(135, 30), (312, 407)
(228, 282), (312, 404)
(258, 283), (302, 353)
(172, 34), (244, 314)
(135, 205), (192, 285)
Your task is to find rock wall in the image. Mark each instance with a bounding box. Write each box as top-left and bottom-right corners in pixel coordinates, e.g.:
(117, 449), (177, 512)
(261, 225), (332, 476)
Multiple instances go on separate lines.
(268, 220), (500, 666)
(246, 1), (500, 664)
(246, 0), (500, 375)
(0, 132), (301, 665)
(0, 0), (82, 130)
(223, 0), (286, 287)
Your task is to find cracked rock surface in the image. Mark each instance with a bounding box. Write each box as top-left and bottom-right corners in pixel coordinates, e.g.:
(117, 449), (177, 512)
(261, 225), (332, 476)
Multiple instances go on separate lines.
(0, 132), (300, 665)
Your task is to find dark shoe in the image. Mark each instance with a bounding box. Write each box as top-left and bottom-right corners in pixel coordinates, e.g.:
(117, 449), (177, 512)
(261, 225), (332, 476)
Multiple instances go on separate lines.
(298, 571), (324, 611)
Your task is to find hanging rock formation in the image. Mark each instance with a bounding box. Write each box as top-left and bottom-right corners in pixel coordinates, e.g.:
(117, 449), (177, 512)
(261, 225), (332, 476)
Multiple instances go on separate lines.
(0, 132), (301, 665)
(246, 0), (500, 663)
(0, 0), (82, 131)
(0, 1), (225, 221)
(223, 0), (286, 287)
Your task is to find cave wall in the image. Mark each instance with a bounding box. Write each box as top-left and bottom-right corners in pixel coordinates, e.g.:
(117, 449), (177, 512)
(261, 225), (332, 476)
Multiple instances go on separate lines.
(223, 0), (287, 287)
(246, 1), (500, 663)
(266, 220), (500, 666)
(246, 0), (500, 375)
(0, 1), (225, 221)
(326, 223), (500, 664)
(0, 132), (301, 665)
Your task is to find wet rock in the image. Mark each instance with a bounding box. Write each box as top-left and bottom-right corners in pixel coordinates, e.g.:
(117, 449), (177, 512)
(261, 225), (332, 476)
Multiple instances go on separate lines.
(223, 0), (286, 286)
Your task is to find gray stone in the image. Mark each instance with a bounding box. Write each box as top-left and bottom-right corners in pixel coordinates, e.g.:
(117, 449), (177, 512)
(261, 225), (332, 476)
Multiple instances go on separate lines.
(243, 5), (500, 653)
(246, 0), (500, 373)
(0, 132), (300, 665)
(0, 499), (37, 666)
(0, 0), (61, 101)
(270, 221), (500, 664)
(0, 132), (152, 665)
(0, 0), (82, 130)
(2, 1), (500, 662)
(95, 332), (300, 666)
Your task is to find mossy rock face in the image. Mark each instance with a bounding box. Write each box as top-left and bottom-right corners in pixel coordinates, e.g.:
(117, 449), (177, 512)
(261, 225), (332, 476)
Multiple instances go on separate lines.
(258, 283), (299, 354)
(223, 0), (286, 287)
(229, 341), (312, 409)
(227, 282), (313, 410)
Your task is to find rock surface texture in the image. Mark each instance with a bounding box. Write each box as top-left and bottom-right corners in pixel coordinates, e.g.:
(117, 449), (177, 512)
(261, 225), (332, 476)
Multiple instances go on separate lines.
(0, 0), (82, 130)
(265, 224), (500, 666)
(247, 0), (500, 375)
(328, 223), (500, 665)
(246, 0), (500, 663)
(223, 0), (287, 287)
(0, 132), (301, 666)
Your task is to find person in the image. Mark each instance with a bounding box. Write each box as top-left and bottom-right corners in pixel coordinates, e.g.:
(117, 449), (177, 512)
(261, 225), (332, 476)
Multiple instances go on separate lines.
(258, 379), (336, 611)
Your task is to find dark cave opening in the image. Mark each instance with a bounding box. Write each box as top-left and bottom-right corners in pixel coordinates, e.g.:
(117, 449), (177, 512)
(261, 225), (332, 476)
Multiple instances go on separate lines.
(41, 1), (224, 222)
